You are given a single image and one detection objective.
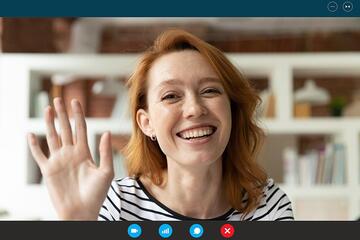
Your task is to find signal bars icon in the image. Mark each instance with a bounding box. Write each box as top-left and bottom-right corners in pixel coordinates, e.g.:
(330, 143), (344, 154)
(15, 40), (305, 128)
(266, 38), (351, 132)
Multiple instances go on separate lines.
(158, 224), (173, 238)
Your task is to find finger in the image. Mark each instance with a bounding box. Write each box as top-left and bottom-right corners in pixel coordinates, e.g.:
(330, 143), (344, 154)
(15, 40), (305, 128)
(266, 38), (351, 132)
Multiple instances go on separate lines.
(45, 106), (60, 152)
(53, 97), (73, 146)
(99, 132), (114, 175)
(71, 99), (88, 146)
(27, 133), (47, 169)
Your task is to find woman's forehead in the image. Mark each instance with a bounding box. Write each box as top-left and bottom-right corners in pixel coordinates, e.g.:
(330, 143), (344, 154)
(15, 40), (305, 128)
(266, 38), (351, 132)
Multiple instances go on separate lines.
(146, 50), (219, 89)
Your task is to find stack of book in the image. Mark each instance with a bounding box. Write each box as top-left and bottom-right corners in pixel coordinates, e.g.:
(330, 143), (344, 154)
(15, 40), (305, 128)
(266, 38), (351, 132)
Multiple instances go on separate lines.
(282, 143), (346, 186)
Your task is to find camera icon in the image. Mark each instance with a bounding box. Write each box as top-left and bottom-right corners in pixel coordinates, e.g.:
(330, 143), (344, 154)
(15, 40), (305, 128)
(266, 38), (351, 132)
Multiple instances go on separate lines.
(127, 224), (142, 238)
(130, 228), (138, 234)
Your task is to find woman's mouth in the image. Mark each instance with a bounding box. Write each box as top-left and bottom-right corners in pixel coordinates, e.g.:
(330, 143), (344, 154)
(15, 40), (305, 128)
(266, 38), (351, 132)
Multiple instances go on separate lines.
(176, 126), (217, 141)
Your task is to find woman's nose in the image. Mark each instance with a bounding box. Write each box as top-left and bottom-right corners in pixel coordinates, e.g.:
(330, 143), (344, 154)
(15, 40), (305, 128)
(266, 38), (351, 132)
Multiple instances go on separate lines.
(182, 96), (207, 119)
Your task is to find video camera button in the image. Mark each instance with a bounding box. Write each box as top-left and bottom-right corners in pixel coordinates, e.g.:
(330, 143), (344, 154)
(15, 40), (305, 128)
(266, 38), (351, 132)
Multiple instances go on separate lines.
(127, 224), (142, 238)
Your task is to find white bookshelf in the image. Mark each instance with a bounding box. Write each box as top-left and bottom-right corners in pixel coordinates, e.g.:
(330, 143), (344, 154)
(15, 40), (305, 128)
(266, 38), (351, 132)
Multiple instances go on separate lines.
(0, 53), (359, 220)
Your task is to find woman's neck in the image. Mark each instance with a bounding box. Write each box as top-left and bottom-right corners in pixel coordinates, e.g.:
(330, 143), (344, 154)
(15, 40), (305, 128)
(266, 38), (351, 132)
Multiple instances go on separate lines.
(141, 159), (231, 219)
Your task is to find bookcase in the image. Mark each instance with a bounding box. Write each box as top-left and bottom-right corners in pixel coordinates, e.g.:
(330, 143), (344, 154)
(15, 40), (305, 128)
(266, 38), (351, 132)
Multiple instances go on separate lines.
(0, 53), (359, 220)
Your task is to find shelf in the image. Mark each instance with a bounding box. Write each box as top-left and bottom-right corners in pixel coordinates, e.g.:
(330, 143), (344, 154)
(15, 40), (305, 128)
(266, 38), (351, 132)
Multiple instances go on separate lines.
(1, 54), (141, 76)
(279, 184), (354, 198)
(228, 53), (360, 75)
(260, 118), (360, 134)
(27, 117), (360, 135)
(0, 185), (56, 220)
(2, 53), (360, 220)
(26, 118), (132, 135)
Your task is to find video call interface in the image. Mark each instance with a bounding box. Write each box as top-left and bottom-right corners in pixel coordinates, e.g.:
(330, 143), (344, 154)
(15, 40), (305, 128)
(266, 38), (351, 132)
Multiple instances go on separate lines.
(0, 1), (360, 239)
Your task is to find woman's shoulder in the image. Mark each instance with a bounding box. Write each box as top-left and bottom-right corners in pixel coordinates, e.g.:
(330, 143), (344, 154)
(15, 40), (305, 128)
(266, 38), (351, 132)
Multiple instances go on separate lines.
(112, 176), (142, 191)
(250, 178), (294, 220)
(114, 176), (138, 184)
(263, 178), (276, 192)
(260, 178), (289, 203)
(105, 176), (147, 203)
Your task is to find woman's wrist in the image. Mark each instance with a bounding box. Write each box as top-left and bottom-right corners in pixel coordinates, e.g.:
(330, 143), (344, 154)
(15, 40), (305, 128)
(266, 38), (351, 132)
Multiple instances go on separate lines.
(58, 210), (98, 221)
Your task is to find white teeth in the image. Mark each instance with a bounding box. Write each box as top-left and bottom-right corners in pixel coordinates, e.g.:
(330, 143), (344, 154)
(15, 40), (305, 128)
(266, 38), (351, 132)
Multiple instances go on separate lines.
(179, 127), (214, 139)
(200, 130), (204, 137)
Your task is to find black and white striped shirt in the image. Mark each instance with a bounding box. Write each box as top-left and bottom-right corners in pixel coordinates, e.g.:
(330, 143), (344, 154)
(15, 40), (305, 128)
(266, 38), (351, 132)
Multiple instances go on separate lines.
(98, 177), (294, 221)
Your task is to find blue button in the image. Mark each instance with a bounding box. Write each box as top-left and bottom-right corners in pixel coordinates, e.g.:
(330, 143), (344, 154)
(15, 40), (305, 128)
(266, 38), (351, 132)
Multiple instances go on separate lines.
(128, 224), (142, 238)
(158, 223), (173, 238)
(189, 224), (204, 238)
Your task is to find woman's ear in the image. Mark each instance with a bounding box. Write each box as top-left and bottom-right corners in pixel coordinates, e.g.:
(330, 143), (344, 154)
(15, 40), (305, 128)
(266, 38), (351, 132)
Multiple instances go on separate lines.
(136, 108), (154, 137)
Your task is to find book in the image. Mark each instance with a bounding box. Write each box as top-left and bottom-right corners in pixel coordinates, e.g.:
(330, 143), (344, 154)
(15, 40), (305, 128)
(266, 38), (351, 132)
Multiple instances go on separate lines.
(332, 144), (346, 184)
(282, 147), (298, 185)
(307, 150), (318, 185)
(323, 143), (335, 184)
(298, 155), (311, 186)
(315, 148), (326, 184)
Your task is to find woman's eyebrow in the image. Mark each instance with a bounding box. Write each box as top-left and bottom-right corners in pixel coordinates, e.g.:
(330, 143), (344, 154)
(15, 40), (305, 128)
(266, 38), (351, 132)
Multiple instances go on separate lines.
(156, 77), (221, 90)
(198, 77), (222, 84)
(156, 79), (183, 90)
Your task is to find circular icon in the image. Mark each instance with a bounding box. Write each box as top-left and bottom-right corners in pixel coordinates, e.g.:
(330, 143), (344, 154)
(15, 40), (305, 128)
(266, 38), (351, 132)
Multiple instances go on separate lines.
(128, 224), (142, 238)
(327, 1), (338, 12)
(158, 223), (173, 238)
(189, 224), (204, 238)
(343, 1), (353, 12)
(220, 223), (235, 238)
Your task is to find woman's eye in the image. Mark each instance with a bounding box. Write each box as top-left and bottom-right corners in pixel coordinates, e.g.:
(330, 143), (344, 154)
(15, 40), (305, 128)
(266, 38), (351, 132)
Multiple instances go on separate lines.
(161, 94), (179, 101)
(202, 88), (220, 94)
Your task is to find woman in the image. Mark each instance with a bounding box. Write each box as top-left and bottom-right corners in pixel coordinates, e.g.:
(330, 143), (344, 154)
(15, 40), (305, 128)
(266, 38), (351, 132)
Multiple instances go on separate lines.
(27, 29), (294, 221)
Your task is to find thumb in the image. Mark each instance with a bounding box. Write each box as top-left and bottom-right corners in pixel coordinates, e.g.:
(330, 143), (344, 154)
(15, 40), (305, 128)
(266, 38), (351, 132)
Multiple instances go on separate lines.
(99, 132), (114, 175)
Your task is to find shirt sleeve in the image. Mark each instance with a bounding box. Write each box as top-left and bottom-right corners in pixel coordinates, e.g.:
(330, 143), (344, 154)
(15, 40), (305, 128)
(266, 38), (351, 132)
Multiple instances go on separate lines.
(98, 181), (122, 221)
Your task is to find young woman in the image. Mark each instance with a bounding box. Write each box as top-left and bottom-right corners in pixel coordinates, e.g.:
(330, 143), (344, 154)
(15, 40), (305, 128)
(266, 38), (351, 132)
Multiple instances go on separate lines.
(27, 29), (294, 221)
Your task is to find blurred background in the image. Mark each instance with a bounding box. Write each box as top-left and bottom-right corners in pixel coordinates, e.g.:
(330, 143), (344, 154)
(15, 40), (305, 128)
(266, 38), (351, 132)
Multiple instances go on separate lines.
(0, 17), (359, 220)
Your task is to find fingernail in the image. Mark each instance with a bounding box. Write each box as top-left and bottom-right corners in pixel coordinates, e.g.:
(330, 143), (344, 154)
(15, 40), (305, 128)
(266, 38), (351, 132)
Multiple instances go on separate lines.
(105, 131), (111, 139)
(54, 97), (62, 105)
(27, 133), (36, 145)
(44, 105), (51, 114)
(71, 99), (76, 107)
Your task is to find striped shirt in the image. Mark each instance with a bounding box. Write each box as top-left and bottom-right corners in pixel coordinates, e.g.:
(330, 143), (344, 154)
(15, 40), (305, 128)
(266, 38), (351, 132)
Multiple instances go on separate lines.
(98, 177), (294, 221)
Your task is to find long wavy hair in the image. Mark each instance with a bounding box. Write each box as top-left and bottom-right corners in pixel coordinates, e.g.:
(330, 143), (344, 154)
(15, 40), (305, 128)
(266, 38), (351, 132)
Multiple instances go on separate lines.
(124, 29), (267, 216)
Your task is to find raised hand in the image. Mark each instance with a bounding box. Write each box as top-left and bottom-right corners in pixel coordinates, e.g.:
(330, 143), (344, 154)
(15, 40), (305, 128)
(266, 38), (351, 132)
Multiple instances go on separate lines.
(27, 98), (114, 220)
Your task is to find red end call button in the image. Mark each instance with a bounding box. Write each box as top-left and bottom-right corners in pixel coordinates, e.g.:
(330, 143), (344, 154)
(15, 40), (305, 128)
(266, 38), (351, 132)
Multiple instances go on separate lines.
(220, 223), (235, 238)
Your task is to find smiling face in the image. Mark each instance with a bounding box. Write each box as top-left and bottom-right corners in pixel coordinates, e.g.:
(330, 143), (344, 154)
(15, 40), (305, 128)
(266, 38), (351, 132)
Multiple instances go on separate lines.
(136, 50), (232, 168)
